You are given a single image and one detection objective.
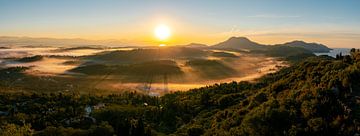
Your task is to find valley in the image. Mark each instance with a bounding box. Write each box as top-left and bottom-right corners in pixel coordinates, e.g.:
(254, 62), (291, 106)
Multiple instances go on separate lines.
(0, 40), (288, 95)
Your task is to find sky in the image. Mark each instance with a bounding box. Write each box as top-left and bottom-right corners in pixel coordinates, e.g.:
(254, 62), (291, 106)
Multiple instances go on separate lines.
(0, 0), (360, 47)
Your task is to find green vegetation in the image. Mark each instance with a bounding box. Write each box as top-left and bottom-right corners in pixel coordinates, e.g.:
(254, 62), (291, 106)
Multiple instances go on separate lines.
(211, 52), (238, 58)
(186, 59), (237, 79)
(0, 92), (156, 136)
(69, 47), (242, 81)
(0, 123), (33, 136)
(62, 60), (82, 65)
(252, 45), (315, 63)
(58, 46), (104, 51)
(1, 49), (359, 135)
(16, 55), (43, 63)
(0, 47), (10, 49)
(280, 40), (331, 53)
(86, 47), (208, 64)
(70, 60), (183, 82)
(0, 67), (108, 94)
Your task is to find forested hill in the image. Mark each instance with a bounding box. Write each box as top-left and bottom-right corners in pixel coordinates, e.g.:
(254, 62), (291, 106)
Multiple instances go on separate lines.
(1, 49), (360, 136)
(210, 37), (331, 53)
(279, 40), (331, 53)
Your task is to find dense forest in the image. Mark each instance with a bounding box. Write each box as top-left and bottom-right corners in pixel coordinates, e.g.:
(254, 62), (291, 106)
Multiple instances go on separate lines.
(1, 49), (360, 136)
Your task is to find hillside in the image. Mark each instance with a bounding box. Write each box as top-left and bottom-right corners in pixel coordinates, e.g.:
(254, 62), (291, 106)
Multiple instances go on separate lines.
(279, 40), (331, 53)
(85, 47), (208, 64)
(1, 49), (359, 135)
(15, 55), (43, 63)
(252, 45), (315, 62)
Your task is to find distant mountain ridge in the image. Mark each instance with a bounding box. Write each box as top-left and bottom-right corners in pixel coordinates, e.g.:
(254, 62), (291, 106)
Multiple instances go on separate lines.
(209, 36), (331, 53)
(0, 36), (126, 47)
(1, 36), (331, 53)
(279, 40), (331, 53)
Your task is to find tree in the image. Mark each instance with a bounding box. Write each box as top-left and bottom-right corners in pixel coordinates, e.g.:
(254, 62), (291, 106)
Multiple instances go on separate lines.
(0, 123), (33, 136)
(89, 122), (115, 136)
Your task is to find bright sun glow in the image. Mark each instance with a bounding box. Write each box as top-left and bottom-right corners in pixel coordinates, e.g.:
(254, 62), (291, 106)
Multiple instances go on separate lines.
(154, 24), (171, 41)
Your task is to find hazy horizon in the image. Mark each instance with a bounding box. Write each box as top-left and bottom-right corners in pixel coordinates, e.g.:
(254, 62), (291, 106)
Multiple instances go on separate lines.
(0, 35), (349, 48)
(1, 0), (360, 48)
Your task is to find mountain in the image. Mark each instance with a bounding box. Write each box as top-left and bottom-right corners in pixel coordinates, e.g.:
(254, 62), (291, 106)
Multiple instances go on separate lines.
(211, 37), (332, 53)
(212, 37), (266, 51)
(209, 37), (332, 62)
(279, 40), (331, 53)
(253, 45), (315, 62)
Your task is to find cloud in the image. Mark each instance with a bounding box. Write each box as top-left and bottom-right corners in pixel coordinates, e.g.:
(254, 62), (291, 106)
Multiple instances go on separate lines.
(247, 14), (301, 19)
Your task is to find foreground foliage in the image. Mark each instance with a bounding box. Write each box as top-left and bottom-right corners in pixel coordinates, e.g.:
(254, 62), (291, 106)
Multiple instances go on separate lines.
(1, 49), (360, 135)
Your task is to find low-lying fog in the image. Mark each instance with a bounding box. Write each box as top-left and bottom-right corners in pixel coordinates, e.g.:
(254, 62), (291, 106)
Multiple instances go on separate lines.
(105, 55), (285, 95)
(0, 47), (134, 74)
(0, 46), (287, 95)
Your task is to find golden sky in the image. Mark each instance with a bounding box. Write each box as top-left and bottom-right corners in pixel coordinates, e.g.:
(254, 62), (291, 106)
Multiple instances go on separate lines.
(1, 0), (360, 48)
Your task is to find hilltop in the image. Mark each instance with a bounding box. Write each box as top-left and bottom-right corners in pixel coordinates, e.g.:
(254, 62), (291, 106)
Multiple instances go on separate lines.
(212, 37), (266, 51)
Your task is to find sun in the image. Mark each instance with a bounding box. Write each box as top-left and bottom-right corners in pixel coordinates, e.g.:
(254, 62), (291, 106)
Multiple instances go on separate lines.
(154, 24), (171, 41)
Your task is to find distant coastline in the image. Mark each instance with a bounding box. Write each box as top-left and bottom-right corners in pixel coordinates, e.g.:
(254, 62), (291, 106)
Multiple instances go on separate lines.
(314, 48), (351, 58)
